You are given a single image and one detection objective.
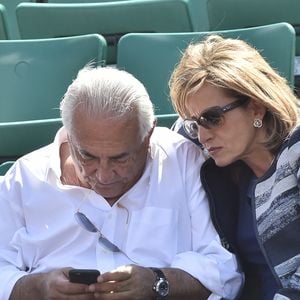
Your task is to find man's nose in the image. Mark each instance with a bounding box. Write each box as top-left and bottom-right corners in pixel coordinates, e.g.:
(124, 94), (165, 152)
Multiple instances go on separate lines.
(95, 161), (115, 184)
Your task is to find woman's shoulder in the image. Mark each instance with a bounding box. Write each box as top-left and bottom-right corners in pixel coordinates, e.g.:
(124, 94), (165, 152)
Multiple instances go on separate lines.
(277, 126), (300, 168)
(287, 125), (300, 146)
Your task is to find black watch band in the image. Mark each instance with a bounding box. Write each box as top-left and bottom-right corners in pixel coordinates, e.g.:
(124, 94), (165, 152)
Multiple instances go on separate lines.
(150, 267), (169, 299)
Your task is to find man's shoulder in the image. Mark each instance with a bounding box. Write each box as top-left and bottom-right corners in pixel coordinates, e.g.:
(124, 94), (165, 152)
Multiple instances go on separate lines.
(15, 144), (54, 178)
(150, 127), (202, 160)
(152, 126), (199, 148)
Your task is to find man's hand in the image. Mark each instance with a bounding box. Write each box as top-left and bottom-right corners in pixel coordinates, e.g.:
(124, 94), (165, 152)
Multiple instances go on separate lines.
(10, 267), (95, 300)
(88, 265), (155, 300)
(88, 265), (210, 300)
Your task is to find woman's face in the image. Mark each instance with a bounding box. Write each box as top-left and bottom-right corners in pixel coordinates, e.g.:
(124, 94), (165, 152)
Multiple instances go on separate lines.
(186, 82), (266, 167)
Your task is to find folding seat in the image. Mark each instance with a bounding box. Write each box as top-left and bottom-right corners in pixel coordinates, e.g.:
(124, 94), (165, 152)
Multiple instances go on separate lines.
(190, 0), (300, 95)
(16, 0), (194, 64)
(0, 161), (15, 176)
(0, 34), (107, 161)
(0, 3), (9, 39)
(0, 0), (32, 38)
(117, 23), (295, 118)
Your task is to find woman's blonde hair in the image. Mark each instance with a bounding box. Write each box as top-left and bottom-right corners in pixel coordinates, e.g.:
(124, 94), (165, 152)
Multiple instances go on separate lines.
(169, 34), (299, 152)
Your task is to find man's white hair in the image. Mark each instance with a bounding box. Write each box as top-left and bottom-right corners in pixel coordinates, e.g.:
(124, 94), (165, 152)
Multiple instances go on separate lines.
(60, 66), (155, 140)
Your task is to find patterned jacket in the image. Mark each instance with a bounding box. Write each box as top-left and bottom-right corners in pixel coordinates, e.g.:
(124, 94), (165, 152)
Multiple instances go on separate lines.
(199, 127), (300, 299)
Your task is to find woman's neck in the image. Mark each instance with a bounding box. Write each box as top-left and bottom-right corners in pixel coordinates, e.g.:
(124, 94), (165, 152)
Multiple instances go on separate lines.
(243, 152), (275, 178)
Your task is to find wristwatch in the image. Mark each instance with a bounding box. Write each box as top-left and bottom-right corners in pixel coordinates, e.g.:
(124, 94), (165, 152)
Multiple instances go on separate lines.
(150, 267), (170, 299)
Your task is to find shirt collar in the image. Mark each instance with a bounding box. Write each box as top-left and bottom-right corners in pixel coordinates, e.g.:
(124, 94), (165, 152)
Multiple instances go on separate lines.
(46, 126), (68, 181)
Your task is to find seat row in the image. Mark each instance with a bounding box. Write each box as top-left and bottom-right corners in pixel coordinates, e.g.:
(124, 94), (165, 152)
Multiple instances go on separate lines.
(1, 0), (299, 96)
(0, 0), (299, 164)
(0, 22), (296, 164)
(1, 0), (300, 60)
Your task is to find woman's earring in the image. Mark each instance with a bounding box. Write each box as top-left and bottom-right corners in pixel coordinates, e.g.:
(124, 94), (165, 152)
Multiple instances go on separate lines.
(253, 118), (263, 128)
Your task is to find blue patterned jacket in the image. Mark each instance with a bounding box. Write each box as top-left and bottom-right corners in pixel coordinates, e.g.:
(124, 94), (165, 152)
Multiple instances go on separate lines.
(200, 126), (300, 299)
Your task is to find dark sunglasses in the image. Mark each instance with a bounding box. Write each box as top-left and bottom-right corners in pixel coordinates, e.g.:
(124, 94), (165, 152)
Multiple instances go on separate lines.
(183, 97), (249, 139)
(75, 211), (120, 252)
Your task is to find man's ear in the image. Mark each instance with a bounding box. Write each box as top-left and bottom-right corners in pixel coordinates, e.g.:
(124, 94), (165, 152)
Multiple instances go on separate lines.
(143, 120), (156, 144)
(153, 118), (157, 128)
(150, 119), (157, 136)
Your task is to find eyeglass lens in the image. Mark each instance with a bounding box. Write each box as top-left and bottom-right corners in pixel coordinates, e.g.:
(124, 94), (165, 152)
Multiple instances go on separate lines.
(183, 120), (198, 139)
(201, 108), (224, 127)
(183, 98), (248, 139)
(183, 107), (224, 139)
(75, 211), (98, 232)
(74, 211), (120, 252)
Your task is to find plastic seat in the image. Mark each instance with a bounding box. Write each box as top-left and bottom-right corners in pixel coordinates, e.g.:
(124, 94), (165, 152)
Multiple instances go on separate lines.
(189, 0), (300, 95)
(0, 0), (32, 38)
(202, 0), (300, 57)
(0, 119), (63, 163)
(16, 0), (194, 64)
(42, 0), (128, 2)
(156, 114), (179, 128)
(117, 23), (295, 116)
(0, 4), (9, 39)
(0, 161), (15, 175)
(0, 34), (106, 161)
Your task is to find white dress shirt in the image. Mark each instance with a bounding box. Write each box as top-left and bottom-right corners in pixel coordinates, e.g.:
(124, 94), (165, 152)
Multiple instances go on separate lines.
(0, 127), (242, 300)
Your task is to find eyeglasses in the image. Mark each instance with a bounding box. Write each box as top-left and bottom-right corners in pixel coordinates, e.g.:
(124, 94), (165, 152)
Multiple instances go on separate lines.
(75, 211), (120, 252)
(183, 97), (249, 139)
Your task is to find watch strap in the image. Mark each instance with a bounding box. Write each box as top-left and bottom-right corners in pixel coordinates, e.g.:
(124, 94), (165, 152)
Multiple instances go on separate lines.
(151, 267), (166, 280)
(150, 267), (169, 300)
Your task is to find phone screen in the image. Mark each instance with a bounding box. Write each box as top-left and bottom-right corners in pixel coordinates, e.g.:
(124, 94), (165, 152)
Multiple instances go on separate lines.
(69, 269), (100, 285)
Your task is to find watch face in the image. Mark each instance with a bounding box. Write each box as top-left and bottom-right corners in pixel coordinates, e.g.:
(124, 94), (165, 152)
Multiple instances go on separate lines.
(157, 278), (169, 297)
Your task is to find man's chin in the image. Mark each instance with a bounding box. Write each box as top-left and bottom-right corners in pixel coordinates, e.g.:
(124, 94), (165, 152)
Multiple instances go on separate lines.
(92, 186), (121, 201)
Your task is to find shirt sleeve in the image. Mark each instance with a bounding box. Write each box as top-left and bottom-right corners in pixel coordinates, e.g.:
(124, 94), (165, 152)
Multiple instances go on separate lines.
(0, 163), (29, 300)
(170, 141), (243, 299)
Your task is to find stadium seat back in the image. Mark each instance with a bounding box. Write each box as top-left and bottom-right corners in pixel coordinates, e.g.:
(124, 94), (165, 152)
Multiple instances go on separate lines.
(0, 34), (106, 122)
(0, 3), (9, 38)
(0, 160), (15, 175)
(117, 23), (295, 115)
(16, 0), (193, 64)
(0, 34), (106, 161)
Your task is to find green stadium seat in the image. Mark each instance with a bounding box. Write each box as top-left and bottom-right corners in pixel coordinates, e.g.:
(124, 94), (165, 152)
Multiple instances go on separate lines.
(0, 3), (9, 39)
(16, 0), (194, 64)
(0, 34), (106, 161)
(42, 0), (128, 2)
(203, 0), (300, 57)
(117, 23), (295, 116)
(0, 119), (63, 163)
(156, 114), (179, 128)
(0, 160), (15, 176)
(189, 0), (300, 95)
(0, 0), (33, 39)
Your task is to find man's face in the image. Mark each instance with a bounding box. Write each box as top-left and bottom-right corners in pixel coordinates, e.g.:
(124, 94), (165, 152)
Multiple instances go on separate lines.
(68, 108), (151, 203)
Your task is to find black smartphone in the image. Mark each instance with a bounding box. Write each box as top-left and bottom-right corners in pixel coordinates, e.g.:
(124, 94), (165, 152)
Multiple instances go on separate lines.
(69, 269), (100, 285)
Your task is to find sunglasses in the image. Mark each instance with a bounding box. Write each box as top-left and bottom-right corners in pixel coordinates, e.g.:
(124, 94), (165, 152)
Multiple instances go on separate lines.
(75, 211), (120, 252)
(183, 97), (249, 139)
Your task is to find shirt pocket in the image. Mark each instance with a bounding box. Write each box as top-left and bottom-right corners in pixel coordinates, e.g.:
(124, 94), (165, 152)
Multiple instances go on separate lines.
(126, 207), (178, 266)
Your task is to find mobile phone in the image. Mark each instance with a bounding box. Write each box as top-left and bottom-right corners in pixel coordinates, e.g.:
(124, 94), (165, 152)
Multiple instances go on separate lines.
(69, 269), (100, 285)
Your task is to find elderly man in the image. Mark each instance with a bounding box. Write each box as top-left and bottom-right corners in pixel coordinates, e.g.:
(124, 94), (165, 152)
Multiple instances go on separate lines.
(0, 67), (242, 300)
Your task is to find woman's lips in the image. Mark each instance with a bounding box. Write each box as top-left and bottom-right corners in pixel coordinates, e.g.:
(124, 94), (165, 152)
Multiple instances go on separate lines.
(207, 147), (222, 156)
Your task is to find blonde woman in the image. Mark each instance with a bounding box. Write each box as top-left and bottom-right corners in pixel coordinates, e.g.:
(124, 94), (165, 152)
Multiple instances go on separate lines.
(170, 35), (300, 300)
